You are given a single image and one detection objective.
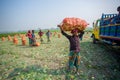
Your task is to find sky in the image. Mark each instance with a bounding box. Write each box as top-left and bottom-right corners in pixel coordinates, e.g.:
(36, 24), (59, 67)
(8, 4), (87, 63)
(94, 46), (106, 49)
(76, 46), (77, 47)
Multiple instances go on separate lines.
(0, 0), (119, 32)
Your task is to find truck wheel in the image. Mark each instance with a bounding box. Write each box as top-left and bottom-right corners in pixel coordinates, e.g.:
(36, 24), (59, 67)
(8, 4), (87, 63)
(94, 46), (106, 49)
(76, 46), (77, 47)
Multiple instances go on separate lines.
(93, 35), (97, 44)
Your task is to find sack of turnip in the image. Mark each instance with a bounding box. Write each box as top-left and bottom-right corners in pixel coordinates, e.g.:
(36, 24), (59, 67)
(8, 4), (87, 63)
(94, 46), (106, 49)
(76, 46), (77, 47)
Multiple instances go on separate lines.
(58, 17), (89, 32)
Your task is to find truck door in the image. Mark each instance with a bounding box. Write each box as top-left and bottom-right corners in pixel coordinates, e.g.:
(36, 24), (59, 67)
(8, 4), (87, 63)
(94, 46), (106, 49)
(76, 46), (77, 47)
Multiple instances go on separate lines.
(93, 20), (100, 39)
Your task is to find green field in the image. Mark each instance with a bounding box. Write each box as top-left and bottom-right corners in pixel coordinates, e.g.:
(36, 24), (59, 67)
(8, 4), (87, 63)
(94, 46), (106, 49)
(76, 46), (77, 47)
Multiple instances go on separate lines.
(0, 32), (120, 80)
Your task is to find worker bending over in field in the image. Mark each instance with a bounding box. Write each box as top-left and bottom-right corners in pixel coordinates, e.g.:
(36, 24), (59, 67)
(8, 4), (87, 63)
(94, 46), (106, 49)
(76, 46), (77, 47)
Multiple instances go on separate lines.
(58, 25), (84, 74)
(26, 30), (32, 46)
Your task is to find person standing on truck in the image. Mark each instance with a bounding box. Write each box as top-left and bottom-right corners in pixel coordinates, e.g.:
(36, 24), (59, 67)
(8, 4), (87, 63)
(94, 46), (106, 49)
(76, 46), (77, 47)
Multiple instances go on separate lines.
(115, 6), (120, 24)
(112, 6), (120, 24)
(117, 6), (120, 15)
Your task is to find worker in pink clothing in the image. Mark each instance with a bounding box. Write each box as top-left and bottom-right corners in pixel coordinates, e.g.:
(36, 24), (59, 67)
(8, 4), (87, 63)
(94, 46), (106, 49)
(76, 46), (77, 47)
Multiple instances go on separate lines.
(26, 30), (32, 46)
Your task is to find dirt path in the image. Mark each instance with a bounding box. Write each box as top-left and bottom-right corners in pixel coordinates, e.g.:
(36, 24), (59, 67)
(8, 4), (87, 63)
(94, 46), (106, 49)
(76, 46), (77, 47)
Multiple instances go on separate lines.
(79, 35), (120, 80)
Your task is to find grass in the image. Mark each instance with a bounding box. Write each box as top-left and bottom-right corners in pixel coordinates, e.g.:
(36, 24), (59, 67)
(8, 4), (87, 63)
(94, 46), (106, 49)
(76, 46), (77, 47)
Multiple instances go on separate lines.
(0, 32), (120, 80)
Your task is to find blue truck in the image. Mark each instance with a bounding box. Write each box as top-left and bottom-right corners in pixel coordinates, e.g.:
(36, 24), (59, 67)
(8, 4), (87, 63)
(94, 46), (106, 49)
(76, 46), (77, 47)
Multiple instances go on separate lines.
(92, 6), (120, 45)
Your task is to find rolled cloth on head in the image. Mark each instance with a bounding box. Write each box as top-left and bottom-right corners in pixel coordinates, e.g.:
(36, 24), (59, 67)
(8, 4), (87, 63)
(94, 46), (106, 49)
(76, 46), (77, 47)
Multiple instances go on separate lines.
(71, 28), (79, 33)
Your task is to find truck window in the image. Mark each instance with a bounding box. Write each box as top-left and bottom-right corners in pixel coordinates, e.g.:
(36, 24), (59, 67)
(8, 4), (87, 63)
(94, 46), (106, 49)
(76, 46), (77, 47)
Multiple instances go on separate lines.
(97, 20), (100, 27)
